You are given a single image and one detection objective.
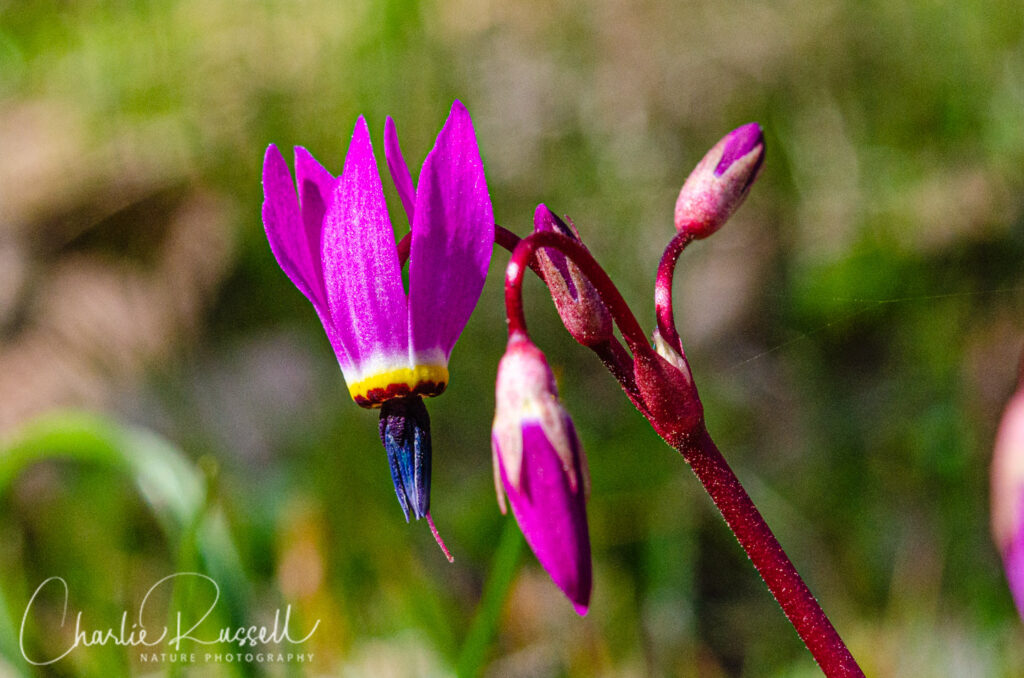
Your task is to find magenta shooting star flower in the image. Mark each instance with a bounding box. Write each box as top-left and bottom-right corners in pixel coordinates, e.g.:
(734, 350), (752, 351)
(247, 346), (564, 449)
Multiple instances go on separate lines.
(262, 101), (494, 547)
(992, 382), (1024, 620)
(492, 334), (592, 614)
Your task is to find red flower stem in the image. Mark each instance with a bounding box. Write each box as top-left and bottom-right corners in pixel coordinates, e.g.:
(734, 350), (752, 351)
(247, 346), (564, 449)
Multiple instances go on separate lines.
(398, 232), (411, 264)
(591, 339), (644, 411)
(493, 224), (522, 255)
(398, 225), (541, 275)
(655, 227), (863, 675)
(672, 426), (864, 678)
(498, 227), (643, 405)
(655, 230), (695, 354)
(505, 228), (863, 676)
(505, 232), (652, 357)
(497, 228), (639, 401)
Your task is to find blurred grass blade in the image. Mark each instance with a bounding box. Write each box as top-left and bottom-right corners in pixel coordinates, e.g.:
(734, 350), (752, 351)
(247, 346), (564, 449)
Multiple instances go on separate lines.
(0, 410), (253, 677)
(456, 519), (525, 678)
(0, 411), (201, 532)
(0, 577), (28, 676)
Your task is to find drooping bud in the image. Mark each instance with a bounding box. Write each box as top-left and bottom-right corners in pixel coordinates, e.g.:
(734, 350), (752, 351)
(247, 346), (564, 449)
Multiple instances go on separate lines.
(379, 396), (432, 521)
(674, 123), (765, 239)
(492, 334), (592, 614)
(991, 385), (1024, 620)
(533, 204), (614, 347)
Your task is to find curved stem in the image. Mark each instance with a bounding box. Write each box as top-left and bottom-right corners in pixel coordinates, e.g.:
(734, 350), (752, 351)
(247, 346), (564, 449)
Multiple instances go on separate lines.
(493, 224), (522, 254)
(397, 224), (532, 269)
(496, 227), (642, 406)
(655, 230), (694, 354)
(405, 224), (639, 399)
(674, 427), (864, 677)
(505, 231), (651, 357)
(496, 227), (636, 398)
(651, 229), (863, 674)
(501, 227), (863, 675)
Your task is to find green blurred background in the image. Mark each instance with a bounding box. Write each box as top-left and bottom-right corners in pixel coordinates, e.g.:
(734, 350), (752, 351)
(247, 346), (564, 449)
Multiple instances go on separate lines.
(1, 0), (1023, 675)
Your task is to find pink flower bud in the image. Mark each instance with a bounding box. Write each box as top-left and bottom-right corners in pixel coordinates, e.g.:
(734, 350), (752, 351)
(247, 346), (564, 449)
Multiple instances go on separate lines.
(492, 334), (592, 614)
(992, 386), (1024, 620)
(674, 123), (765, 239)
(533, 204), (614, 347)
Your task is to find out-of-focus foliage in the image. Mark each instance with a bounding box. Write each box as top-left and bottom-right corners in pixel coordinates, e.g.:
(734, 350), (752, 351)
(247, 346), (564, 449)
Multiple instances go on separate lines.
(1, 0), (1023, 675)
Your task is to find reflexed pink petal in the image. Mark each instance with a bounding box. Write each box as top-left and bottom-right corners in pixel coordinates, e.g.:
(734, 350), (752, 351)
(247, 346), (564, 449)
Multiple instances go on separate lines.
(263, 145), (351, 366)
(323, 117), (408, 372)
(262, 144), (324, 311)
(408, 101), (494, 363)
(497, 420), (592, 615)
(384, 116), (416, 225)
(294, 146), (335, 310)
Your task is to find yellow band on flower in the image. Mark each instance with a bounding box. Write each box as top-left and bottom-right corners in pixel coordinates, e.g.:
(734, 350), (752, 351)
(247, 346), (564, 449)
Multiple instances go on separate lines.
(349, 364), (450, 408)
